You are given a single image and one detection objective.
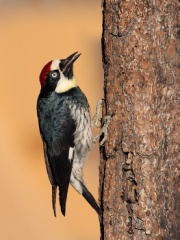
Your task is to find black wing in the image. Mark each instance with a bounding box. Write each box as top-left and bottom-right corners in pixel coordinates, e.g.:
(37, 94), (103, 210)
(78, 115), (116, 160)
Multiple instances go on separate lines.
(49, 112), (75, 216)
(38, 97), (76, 216)
(43, 142), (57, 216)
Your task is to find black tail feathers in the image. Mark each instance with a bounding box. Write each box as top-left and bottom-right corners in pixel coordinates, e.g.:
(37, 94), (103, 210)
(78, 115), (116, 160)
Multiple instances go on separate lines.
(81, 182), (101, 216)
(52, 185), (57, 217)
(52, 182), (101, 218)
(59, 185), (70, 216)
(52, 184), (68, 217)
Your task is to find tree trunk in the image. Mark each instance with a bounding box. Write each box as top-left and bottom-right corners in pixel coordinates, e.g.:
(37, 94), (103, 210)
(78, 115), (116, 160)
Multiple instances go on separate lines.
(99, 0), (179, 239)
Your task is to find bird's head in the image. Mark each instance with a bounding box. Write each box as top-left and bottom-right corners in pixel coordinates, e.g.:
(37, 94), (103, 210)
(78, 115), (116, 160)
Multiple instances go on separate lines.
(39, 52), (81, 93)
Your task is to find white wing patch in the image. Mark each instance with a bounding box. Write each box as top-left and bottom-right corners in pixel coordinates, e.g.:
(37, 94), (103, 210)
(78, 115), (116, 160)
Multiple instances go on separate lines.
(68, 147), (74, 161)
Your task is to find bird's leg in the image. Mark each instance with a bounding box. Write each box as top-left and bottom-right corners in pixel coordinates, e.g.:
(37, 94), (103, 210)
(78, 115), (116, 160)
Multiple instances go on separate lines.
(91, 99), (103, 128)
(92, 99), (111, 146)
(93, 115), (111, 146)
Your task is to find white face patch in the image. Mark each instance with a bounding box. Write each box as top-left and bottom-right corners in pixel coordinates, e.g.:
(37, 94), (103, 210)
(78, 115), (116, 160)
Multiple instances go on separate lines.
(51, 59), (60, 71)
(51, 59), (77, 93)
(55, 75), (77, 93)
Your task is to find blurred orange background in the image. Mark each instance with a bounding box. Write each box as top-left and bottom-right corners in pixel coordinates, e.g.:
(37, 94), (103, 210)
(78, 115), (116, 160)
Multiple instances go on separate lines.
(0, 1), (103, 239)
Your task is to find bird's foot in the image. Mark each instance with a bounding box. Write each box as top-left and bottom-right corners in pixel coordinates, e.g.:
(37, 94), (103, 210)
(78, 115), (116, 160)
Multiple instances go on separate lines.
(92, 99), (111, 146)
(93, 115), (111, 146)
(91, 99), (103, 128)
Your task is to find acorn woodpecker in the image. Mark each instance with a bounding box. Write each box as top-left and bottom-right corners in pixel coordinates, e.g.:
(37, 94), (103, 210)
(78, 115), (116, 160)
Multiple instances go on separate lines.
(37, 52), (100, 217)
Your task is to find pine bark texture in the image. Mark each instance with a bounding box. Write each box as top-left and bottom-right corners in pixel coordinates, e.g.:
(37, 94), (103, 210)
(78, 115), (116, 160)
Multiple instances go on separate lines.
(99, 0), (179, 239)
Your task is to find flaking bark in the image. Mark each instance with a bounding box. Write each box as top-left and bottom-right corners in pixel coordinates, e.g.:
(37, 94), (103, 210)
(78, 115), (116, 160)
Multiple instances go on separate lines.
(99, 0), (179, 239)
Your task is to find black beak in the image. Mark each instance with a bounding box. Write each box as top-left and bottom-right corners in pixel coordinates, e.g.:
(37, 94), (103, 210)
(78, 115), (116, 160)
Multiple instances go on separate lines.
(59, 52), (81, 79)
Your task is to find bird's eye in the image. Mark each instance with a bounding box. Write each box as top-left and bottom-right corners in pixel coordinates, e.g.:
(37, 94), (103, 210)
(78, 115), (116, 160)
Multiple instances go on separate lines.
(51, 71), (59, 79)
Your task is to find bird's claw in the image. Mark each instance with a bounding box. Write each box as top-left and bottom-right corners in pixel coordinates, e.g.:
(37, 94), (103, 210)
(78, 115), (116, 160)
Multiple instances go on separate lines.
(92, 99), (111, 146)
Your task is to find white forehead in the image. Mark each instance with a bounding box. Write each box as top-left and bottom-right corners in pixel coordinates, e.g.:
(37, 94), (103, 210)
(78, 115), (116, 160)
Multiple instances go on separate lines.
(50, 59), (60, 71)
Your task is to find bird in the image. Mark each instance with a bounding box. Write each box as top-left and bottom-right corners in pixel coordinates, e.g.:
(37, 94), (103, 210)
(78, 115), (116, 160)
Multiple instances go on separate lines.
(36, 52), (101, 218)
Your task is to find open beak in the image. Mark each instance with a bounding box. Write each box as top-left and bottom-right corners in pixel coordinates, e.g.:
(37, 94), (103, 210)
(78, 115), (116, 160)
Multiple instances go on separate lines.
(60, 52), (81, 79)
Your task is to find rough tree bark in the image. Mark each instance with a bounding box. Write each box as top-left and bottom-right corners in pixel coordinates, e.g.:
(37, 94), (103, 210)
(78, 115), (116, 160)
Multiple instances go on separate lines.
(99, 0), (179, 239)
